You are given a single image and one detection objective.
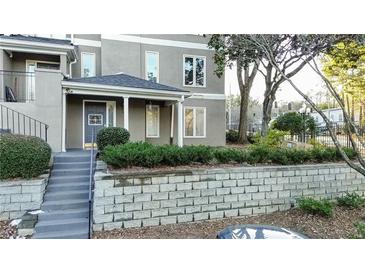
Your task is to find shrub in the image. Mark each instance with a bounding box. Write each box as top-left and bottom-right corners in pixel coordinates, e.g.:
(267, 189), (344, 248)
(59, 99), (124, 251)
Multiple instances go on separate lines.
(226, 130), (239, 143)
(337, 192), (365, 208)
(272, 112), (316, 136)
(0, 134), (51, 179)
(298, 197), (334, 217)
(214, 148), (247, 164)
(353, 222), (365, 239)
(96, 127), (130, 151)
(183, 145), (214, 164)
(253, 129), (287, 148)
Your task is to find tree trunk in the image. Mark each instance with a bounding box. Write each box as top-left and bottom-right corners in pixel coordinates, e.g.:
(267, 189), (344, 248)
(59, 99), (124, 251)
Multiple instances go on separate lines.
(238, 91), (249, 143)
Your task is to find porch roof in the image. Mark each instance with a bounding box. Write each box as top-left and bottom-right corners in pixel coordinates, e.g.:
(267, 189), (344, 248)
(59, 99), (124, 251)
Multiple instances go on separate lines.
(62, 73), (191, 100)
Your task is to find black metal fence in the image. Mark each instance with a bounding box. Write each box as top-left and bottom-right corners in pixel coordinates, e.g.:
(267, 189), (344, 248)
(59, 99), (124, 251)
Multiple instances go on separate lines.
(0, 104), (48, 141)
(0, 70), (35, 102)
(284, 123), (365, 156)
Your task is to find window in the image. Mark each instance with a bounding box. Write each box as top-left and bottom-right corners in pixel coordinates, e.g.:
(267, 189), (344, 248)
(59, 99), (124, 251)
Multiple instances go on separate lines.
(184, 55), (206, 87)
(145, 51), (159, 83)
(146, 105), (160, 138)
(184, 107), (206, 137)
(81, 52), (96, 77)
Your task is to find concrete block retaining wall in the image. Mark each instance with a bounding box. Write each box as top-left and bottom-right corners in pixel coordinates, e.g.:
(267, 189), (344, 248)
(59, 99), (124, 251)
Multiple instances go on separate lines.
(0, 177), (48, 220)
(93, 164), (365, 231)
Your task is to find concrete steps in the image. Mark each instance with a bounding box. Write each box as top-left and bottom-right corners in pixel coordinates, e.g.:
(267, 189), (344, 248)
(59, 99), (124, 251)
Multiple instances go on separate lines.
(33, 150), (95, 239)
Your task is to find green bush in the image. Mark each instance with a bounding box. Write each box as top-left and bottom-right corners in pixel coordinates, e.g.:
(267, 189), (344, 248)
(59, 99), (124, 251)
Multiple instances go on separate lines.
(0, 134), (51, 179)
(253, 129), (287, 148)
(183, 145), (214, 164)
(298, 197), (334, 217)
(337, 192), (365, 208)
(213, 148), (247, 164)
(96, 127), (130, 151)
(353, 222), (365, 239)
(226, 130), (239, 143)
(272, 112), (316, 136)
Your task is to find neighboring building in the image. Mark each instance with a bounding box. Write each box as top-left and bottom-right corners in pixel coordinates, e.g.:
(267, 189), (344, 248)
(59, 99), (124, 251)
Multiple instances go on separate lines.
(0, 34), (226, 152)
(310, 107), (358, 127)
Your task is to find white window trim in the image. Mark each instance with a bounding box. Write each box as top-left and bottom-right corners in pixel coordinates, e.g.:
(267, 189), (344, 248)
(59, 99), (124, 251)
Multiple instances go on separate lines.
(183, 106), (206, 138)
(146, 105), (160, 138)
(145, 51), (159, 83)
(183, 54), (207, 88)
(81, 52), (96, 77)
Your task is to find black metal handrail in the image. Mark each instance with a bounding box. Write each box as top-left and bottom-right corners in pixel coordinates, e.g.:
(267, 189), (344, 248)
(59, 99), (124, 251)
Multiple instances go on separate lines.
(0, 104), (48, 141)
(88, 127), (96, 239)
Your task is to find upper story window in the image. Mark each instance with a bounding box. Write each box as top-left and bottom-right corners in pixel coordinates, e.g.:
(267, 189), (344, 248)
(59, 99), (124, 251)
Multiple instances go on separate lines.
(184, 107), (206, 138)
(81, 52), (96, 77)
(184, 55), (206, 87)
(145, 51), (159, 83)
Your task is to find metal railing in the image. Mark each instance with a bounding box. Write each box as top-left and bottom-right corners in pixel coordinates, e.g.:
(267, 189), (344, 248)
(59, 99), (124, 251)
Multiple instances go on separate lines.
(0, 104), (48, 141)
(88, 127), (96, 239)
(0, 70), (35, 102)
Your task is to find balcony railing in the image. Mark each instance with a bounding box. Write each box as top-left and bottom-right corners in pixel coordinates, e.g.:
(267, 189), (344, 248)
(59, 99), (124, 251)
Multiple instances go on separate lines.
(0, 70), (35, 102)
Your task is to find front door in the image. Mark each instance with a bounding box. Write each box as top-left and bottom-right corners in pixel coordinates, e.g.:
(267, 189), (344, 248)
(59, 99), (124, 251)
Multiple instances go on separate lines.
(84, 102), (106, 147)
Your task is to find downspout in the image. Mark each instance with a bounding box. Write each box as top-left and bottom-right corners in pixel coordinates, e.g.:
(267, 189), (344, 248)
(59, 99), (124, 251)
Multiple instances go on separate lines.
(68, 34), (77, 78)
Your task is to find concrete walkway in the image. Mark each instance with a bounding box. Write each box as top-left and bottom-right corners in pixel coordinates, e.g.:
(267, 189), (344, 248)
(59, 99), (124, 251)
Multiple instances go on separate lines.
(33, 150), (95, 239)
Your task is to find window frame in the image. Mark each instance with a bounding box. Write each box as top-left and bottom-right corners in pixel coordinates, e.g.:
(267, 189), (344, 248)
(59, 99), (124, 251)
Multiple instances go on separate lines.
(145, 51), (159, 83)
(183, 54), (207, 88)
(183, 106), (206, 138)
(146, 104), (160, 138)
(81, 52), (96, 77)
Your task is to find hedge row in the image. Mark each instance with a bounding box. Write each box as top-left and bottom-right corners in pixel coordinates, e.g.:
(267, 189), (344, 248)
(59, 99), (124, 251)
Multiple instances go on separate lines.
(0, 134), (51, 179)
(101, 142), (357, 168)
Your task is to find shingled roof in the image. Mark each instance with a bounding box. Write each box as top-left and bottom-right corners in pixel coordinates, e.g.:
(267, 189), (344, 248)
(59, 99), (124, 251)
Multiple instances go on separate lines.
(0, 34), (73, 46)
(64, 73), (187, 92)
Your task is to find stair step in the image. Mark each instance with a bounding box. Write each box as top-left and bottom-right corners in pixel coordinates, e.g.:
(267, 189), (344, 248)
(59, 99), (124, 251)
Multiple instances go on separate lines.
(54, 156), (90, 163)
(44, 190), (89, 201)
(53, 162), (93, 169)
(35, 217), (89, 233)
(47, 182), (89, 192)
(48, 175), (90, 184)
(38, 208), (90, 221)
(52, 168), (90, 176)
(41, 199), (89, 210)
(33, 227), (89, 239)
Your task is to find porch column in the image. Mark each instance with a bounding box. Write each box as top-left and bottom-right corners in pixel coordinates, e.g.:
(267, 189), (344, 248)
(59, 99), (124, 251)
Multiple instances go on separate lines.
(123, 96), (129, 130)
(177, 96), (184, 147)
(61, 92), (67, 152)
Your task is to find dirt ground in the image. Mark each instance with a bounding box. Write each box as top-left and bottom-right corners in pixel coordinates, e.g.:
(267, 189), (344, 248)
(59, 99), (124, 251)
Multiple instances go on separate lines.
(93, 206), (365, 239)
(0, 221), (17, 239)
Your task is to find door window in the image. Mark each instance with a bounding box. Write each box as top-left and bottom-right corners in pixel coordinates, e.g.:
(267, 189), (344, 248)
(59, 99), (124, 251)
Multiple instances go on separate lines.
(88, 114), (103, 126)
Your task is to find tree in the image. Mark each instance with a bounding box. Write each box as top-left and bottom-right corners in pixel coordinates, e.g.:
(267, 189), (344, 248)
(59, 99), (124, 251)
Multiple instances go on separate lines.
(208, 35), (260, 143)
(251, 34), (365, 176)
(272, 112), (315, 138)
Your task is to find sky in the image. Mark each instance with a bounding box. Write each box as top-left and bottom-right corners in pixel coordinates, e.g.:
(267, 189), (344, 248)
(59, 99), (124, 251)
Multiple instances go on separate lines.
(225, 61), (326, 103)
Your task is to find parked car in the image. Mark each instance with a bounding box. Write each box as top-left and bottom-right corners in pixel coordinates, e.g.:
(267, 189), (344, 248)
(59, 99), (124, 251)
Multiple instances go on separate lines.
(217, 225), (309, 239)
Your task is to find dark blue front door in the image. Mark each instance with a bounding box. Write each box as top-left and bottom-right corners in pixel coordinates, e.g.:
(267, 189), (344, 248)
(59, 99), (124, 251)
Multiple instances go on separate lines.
(84, 102), (106, 144)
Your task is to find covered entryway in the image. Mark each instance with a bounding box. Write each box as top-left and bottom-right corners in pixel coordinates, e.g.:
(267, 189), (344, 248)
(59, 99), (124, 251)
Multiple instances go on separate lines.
(84, 101), (106, 148)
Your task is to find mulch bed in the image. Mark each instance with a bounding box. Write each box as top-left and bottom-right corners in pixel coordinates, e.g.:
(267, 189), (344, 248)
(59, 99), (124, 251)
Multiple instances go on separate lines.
(93, 206), (365, 239)
(0, 221), (17, 239)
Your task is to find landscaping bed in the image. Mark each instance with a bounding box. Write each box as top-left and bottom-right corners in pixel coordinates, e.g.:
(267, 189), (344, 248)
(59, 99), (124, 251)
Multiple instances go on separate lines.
(0, 221), (17, 239)
(93, 206), (365, 239)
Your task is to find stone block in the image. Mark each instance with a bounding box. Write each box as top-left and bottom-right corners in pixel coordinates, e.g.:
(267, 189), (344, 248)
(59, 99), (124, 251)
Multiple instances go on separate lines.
(252, 192), (265, 200)
(272, 184), (284, 191)
(318, 168), (330, 175)
(258, 171), (271, 178)
(142, 185), (160, 193)
(0, 195), (10, 204)
(94, 196), (115, 206)
(115, 195), (133, 204)
(114, 212), (133, 222)
(104, 204), (124, 213)
(169, 207), (185, 215)
(123, 220), (142, 228)
(194, 212), (209, 221)
(237, 179), (251, 186)
(307, 169), (318, 175)
(168, 176), (185, 184)
(133, 177), (152, 185)
(151, 208), (169, 217)
(93, 224), (104, 231)
(202, 204), (216, 212)
(160, 184), (177, 192)
(231, 201), (246, 209)
(225, 209), (239, 217)
(193, 197), (209, 205)
(21, 185), (42, 194)
(209, 210), (224, 219)
(216, 188), (231, 195)
(143, 201), (160, 210)
(283, 170), (295, 177)
(216, 203), (231, 210)
(244, 172), (257, 179)
(290, 190), (303, 198)
(223, 194), (238, 203)
(161, 200), (177, 208)
(185, 175), (200, 182)
(93, 205), (105, 215)
(178, 214), (193, 223)
(245, 200), (259, 207)
(259, 199), (271, 206)
(160, 216), (177, 225)
(151, 177), (168, 184)
(103, 222), (123, 231)
(251, 178), (264, 185)
(177, 183), (192, 191)
(239, 207), (253, 216)
(21, 202), (40, 211)
(238, 193), (252, 201)
(278, 190), (291, 198)
(259, 185), (271, 192)
(0, 186), (21, 195)
(124, 202), (143, 212)
(216, 173), (230, 180)
(97, 180), (115, 190)
(104, 187), (123, 196)
(10, 194), (31, 203)
(133, 210), (151, 219)
(185, 205), (201, 214)
(245, 186), (259, 193)
(142, 218), (160, 227)
(264, 178), (277, 185)
(253, 207), (266, 214)
(277, 177), (289, 184)
(200, 174), (216, 181)
(169, 191), (185, 200)
(266, 205), (279, 213)
(123, 186), (142, 195)
(223, 180), (237, 187)
(209, 195), (224, 204)
(151, 192), (168, 201)
(230, 187), (245, 194)
(193, 181), (208, 190)
(208, 181), (222, 189)
(335, 174), (346, 180)
(177, 198), (193, 207)
(201, 189), (216, 197)
(303, 189), (315, 196)
(134, 193), (152, 202)
(94, 214), (113, 224)
(185, 190), (201, 198)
